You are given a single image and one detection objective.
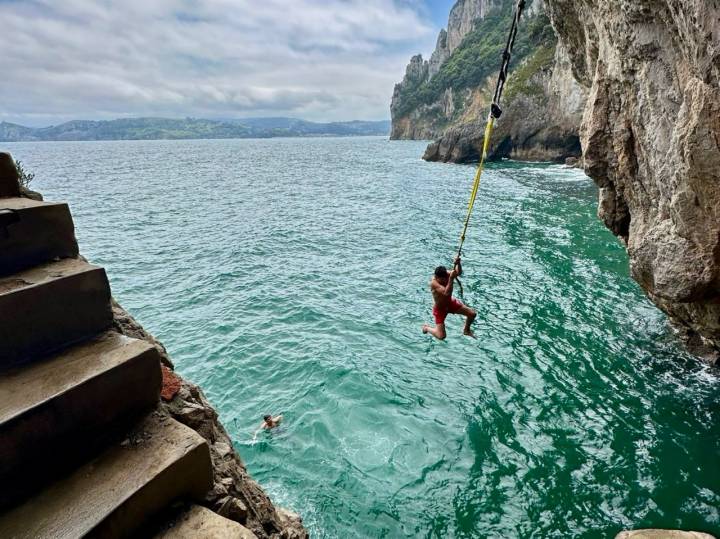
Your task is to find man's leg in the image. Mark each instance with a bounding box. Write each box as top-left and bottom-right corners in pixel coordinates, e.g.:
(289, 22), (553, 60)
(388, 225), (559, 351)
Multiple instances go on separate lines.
(456, 304), (476, 336)
(422, 323), (447, 340)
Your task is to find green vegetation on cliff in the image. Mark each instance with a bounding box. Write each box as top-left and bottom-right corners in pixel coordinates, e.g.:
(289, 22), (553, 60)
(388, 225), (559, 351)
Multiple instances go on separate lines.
(393, 2), (556, 118)
(503, 42), (557, 102)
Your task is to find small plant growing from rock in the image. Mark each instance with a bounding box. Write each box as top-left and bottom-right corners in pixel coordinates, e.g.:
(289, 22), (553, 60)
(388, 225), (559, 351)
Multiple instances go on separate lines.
(15, 160), (35, 189)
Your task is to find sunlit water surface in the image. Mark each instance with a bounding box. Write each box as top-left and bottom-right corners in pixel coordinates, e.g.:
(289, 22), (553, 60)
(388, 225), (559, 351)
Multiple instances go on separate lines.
(7, 137), (719, 538)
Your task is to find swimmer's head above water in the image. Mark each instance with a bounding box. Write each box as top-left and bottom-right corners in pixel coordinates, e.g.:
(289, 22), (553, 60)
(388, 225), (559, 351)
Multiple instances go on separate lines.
(254, 414), (283, 438)
(262, 414), (283, 429)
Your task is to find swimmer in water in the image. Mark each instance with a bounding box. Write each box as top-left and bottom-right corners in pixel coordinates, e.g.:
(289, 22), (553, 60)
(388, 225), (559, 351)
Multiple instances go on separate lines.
(422, 256), (476, 340)
(253, 414), (283, 440)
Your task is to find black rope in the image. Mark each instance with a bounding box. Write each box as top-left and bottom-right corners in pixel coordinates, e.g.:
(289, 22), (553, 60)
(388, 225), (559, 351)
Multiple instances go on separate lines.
(490, 0), (526, 119)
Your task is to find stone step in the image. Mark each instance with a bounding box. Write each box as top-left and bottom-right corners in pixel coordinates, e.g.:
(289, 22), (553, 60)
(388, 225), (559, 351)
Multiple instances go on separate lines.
(0, 413), (213, 539)
(0, 197), (78, 276)
(0, 257), (112, 368)
(0, 331), (162, 509)
(154, 505), (258, 539)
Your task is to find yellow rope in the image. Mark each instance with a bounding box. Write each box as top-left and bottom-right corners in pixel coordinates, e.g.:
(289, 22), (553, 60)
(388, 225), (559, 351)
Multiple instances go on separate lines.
(449, 0), (526, 296)
(456, 113), (495, 258)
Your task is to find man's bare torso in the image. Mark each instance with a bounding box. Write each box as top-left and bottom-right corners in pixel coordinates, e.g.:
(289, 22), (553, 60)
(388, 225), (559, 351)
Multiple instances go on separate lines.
(430, 277), (451, 308)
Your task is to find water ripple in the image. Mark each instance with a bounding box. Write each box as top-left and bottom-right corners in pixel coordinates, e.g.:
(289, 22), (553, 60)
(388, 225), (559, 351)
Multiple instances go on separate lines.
(5, 138), (719, 538)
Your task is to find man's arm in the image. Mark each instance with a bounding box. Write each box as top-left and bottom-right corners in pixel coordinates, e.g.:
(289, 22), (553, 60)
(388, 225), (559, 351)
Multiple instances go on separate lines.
(432, 272), (457, 297)
(454, 256), (463, 277)
(444, 270), (456, 296)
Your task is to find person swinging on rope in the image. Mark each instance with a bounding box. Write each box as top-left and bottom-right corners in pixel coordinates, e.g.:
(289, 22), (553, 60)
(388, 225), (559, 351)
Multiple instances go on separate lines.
(422, 256), (476, 340)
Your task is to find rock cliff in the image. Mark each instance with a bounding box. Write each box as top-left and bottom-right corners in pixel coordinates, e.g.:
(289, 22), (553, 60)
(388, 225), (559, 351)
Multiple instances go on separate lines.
(544, 0), (720, 360)
(390, 0), (587, 163)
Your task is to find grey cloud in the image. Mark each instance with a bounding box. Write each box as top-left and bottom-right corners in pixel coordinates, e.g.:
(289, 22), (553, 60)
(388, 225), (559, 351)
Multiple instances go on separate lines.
(0, 0), (437, 125)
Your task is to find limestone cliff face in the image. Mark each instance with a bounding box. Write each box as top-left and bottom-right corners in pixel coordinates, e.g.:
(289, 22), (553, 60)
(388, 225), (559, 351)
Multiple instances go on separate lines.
(390, 0), (587, 163)
(544, 0), (720, 359)
(446, 0), (498, 52)
(390, 0), (499, 141)
(390, 55), (432, 139)
(423, 42), (586, 162)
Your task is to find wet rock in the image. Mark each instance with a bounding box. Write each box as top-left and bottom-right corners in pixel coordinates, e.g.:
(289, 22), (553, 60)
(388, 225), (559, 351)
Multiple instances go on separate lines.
(565, 156), (579, 167)
(276, 508), (307, 539)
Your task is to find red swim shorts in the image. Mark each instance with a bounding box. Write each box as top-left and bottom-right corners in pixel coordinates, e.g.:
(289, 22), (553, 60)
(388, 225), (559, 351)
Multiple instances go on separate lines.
(432, 298), (464, 325)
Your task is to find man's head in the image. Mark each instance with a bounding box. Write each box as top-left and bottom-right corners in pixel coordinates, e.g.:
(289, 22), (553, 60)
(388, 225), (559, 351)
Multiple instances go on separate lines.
(263, 414), (272, 423)
(434, 265), (449, 283)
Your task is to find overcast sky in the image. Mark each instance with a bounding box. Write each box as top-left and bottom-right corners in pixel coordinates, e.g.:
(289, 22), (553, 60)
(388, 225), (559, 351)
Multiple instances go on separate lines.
(0, 0), (456, 127)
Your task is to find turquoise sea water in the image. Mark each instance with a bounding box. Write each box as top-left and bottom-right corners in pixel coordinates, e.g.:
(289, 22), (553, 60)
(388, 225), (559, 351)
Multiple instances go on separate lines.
(6, 137), (719, 538)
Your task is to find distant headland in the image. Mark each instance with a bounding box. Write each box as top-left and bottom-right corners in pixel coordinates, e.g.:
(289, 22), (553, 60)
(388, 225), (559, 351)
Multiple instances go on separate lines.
(0, 117), (391, 142)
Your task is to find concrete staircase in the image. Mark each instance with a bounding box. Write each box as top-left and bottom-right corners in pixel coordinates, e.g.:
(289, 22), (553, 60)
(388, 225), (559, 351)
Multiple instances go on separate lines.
(0, 193), (215, 537)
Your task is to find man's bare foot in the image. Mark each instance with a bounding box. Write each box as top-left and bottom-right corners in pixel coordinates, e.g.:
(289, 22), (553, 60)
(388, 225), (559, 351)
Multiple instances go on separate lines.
(463, 329), (475, 338)
(422, 324), (430, 334)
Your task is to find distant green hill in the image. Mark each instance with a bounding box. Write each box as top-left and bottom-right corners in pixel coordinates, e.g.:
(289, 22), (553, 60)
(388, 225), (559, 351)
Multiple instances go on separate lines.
(0, 117), (391, 142)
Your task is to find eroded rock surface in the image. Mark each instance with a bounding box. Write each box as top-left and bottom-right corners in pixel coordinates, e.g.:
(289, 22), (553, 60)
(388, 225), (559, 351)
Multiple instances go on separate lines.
(544, 0), (720, 360)
(390, 0), (501, 142)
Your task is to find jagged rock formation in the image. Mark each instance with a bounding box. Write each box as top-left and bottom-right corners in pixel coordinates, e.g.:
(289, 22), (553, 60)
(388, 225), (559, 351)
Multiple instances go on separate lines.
(544, 0), (720, 361)
(390, 0), (499, 141)
(0, 152), (307, 537)
(390, 0), (587, 163)
(391, 55), (432, 140)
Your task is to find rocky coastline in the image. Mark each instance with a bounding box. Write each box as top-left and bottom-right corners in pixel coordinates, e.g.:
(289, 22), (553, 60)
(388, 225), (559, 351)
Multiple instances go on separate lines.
(393, 0), (720, 362)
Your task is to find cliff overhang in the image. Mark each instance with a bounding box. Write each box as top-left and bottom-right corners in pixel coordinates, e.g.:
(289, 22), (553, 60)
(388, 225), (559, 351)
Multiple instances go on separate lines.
(544, 0), (720, 362)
